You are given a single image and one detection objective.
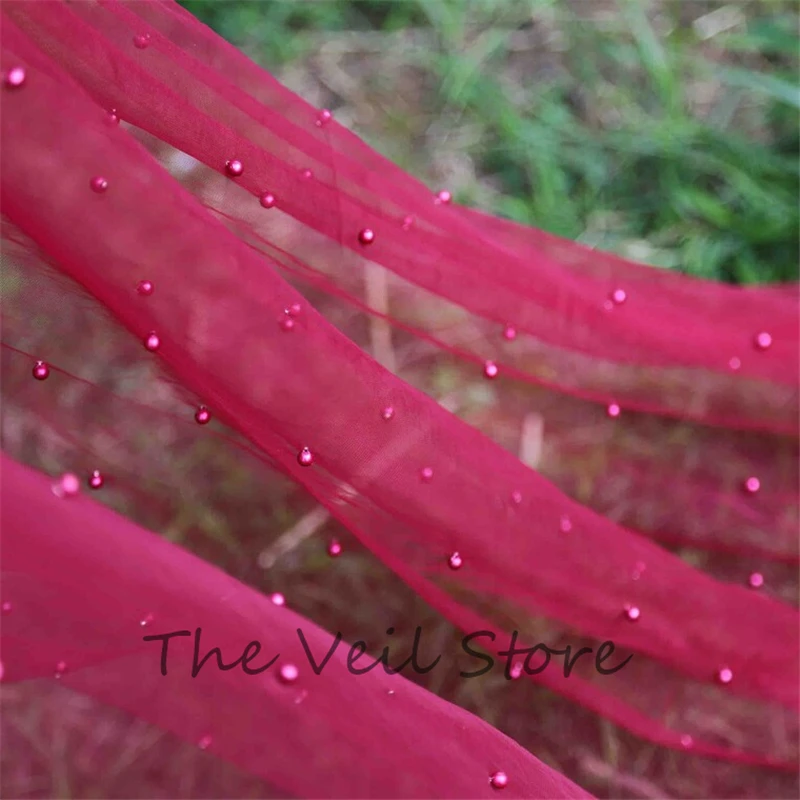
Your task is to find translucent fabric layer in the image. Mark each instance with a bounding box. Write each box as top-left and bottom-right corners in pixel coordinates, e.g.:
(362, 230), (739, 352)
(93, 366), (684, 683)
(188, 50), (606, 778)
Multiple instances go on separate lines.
(1, 1), (798, 797)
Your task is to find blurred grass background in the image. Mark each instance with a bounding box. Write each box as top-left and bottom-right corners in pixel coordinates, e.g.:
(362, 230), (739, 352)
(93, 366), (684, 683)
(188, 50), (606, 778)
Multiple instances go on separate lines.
(181, 0), (799, 284)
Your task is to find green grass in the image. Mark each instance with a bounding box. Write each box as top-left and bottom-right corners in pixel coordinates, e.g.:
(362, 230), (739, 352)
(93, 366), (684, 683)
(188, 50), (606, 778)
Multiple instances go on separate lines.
(181, 0), (799, 284)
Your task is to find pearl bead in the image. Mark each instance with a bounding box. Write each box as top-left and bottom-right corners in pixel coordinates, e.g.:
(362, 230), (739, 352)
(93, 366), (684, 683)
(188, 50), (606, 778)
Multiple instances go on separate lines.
(754, 331), (772, 351)
(744, 476), (760, 494)
(559, 515), (573, 533)
(447, 552), (463, 570)
(133, 33), (150, 49)
(717, 667), (733, 684)
(489, 771), (508, 789)
(510, 490), (522, 505)
(136, 280), (154, 296)
(106, 108), (120, 125)
(4, 66), (26, 88)
(297, 447), (314, 467)
(316, 109), (332, 126)
(144, 332), (160, 352)
(401, 215), (413, 230)
(88, 470), (104, 489)
(278, 663), (299, 684)
(90, 176), (108, 193)
(225, 159), (243, 177)
(279, 317), (295, 332)
(327, 539), (342, 557)
(32, 360), (50, 380)
(607, 403), (621, 418)
(259, 191), (276, 208)
(198, 735), (212, 750)
(624, 604), (640, 621)
(728, 356), (742, 371)
(358, 228), (375, 245)
(502, 325), (516, 341)
(381, 406), (395, 421)
(270, 592), (286, 606)
(420, 467), (433, 483)
(483, 360), (499, 379)
(195, 406), (211, 425)
(435, 189), (452, 204)
(611, 288), (627, 305)
(54, 473), (80, 498)
(748, 572), (764, 589)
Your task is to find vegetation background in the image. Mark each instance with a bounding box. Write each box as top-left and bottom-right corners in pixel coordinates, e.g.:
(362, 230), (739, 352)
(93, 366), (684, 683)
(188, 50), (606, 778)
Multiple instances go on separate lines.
(182, 0), (799, 284)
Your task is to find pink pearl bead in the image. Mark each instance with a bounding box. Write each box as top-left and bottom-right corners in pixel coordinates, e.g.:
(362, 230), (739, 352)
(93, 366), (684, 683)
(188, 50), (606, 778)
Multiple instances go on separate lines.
(195, 406), (211, 425)
(510, 490), (522, 505)
(744, 476), (760, 494)
(435, 189), (452, 205)
(420, 467), (433, 483)
(225, 159), (244, 177)
(198, 735), (212, 751)
(680, 734), (694, 749)
(327, 539), (342, 557)
(717, 667), (733, 685)
(510, 662), (523, 680)
(489, 771), (508, 789)
(301, 168), (313, 180)
(607, 403), (621, 418)
(358, 228), (375, 245)
(297, 447), (314, 467)
(402, 215), (413, 230)
(285, 303), (302, 317)
(270, 592), (286, 607)
(259, 191), (276, 209)
(88, 469), (104, 489)
(611, 288), (627, 305)
(32, 360), (50, 380)
(502, 325), (517, 341)
(381, 406), (395, 421)
(55, 660), (67, 678)
(279, 663), (299, 684)
(5, 66), (26, 88)
(728, 356), (742, 371)
(139, 613), (154, 627)
(624, 604), (640, 621)
(279, 316), (295, 332)
(136, 280), (154, 296)
(106, 108), (120, 125)
(144, 332), (160, 352)
(133, 33), (150, 49)
(90, 176), (108, 193)
(316, 109), (332, 126)
(55, 473), (80, 498)
(483, 360), (499, 379)
(559, 515), (572, 533)
(1, 601), (12, 615)
(448, 552), (463, 570)
(748, 572), (764, 589)
(754, 331), (772, 351)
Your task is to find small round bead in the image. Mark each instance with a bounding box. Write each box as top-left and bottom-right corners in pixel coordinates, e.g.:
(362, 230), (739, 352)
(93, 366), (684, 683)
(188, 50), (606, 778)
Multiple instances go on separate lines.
(401, 215), (414, 230)
(4, 66), (26, 88)
(198, 735), (212, 750)
(133, 33), (150, 49)
(484, 360), (499, 379)
(748, 572), (764, 589)
(381, 406), (395, 421)
(611, 288), (627, 305)
(90, 176), (108, 193)
(728, 356), (742, 371)
(32, 360), (50, 380)
(259, 191), (276, 209)
(489, 771), (508, 789)
(435, 189), (452, 205)
(278, 663), (299, 684)
(316, 109), (332, 127)
(225, 159), (244, 177)
(754, 331), (772, 351)
(136, 280), (154, 296)
(420, 467), (433, 483)
(447, 552), (463, 570)
(106, 108), (120, 125)
(358, 228), (375, 245)
(717, 667), (733, 685)
(327, 539), (342, 557)
(607, 403), (621, 418)
(297, 447), (314, 467)
(144, 332), (160, 352)
(624, 604), (640, 621)
(502, 325), (517, 341)
(743, 476), (760, 494)
(88, 470), (104, 489)
(195, 406), (211, 425)
(270, 592), (286, 606)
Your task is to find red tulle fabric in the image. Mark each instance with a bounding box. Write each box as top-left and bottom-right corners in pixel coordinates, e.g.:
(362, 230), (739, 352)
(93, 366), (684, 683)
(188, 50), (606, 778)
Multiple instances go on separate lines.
(1, 1), (798, 797)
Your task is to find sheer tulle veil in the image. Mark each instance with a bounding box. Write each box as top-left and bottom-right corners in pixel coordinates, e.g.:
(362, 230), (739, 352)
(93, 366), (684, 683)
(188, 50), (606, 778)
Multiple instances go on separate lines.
(1, 2), (797, 797)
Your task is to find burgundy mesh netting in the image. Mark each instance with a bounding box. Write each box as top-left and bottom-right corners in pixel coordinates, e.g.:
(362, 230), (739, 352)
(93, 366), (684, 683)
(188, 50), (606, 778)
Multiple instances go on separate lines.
(1, 2), (798, 798)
